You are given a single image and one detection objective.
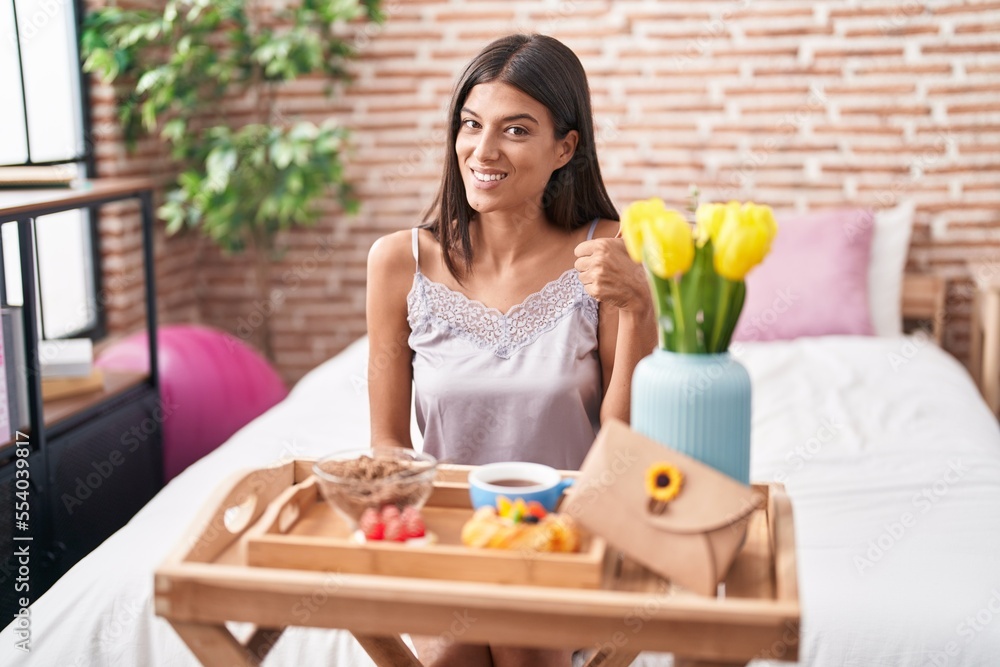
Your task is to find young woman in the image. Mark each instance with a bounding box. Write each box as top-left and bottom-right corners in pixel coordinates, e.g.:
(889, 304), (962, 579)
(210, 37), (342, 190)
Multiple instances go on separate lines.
(366, 34), (656, 666)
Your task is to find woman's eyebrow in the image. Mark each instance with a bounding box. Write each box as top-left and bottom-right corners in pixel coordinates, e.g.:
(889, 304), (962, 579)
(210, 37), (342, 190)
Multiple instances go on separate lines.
(461, 107), (540, 125)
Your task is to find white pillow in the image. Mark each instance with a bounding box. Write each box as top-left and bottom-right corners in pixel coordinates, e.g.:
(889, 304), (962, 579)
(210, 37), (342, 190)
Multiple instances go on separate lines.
(868, 200), (916, 337)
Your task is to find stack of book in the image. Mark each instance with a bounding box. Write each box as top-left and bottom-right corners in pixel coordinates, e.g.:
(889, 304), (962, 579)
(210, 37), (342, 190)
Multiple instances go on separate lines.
(0, 165), (77, 188)
(40, 338), (104, 401)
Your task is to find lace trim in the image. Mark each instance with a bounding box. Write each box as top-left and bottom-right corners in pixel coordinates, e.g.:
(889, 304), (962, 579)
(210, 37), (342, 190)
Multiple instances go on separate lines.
(407, 269), (599, 359)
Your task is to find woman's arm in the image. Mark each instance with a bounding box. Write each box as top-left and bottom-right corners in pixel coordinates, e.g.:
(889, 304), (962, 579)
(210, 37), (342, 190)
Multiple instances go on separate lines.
(366, 230), (418, 449)
(575, 220), (657, 424)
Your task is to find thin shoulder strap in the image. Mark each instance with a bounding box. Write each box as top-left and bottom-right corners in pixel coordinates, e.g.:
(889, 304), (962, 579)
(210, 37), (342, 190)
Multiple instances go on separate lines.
(586, 217), (600, 241)
(411, 227), (421, 274)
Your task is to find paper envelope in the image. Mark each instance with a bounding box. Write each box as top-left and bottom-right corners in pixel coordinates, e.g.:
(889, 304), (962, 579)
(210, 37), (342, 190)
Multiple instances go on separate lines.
(562, 418), (764, 596)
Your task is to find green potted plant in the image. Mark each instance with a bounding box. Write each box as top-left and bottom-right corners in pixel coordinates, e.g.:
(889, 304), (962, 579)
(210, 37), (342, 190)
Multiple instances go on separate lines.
(81, 0), (383, 359)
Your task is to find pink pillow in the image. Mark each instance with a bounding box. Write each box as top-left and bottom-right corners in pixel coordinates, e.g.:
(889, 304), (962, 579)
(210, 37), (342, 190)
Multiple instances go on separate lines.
(732, 208), (875, 342)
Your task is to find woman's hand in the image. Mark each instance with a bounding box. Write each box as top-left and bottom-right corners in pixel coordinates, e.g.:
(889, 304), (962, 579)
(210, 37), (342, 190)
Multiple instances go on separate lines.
(575, 227), (658, 424)
(573, 236), (652, 314)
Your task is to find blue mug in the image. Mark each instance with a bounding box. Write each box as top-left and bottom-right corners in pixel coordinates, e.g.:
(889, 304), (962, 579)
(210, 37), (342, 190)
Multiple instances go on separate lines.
(468, 462), (574, 512)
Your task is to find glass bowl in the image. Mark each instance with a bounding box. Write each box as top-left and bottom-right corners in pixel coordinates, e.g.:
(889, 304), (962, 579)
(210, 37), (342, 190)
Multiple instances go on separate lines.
(312, 447), (438, 530)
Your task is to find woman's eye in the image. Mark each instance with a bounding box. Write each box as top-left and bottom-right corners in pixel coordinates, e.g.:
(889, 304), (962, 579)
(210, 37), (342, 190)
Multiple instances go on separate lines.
(462, 119), (480, 129)
(506, 126), (528, 137)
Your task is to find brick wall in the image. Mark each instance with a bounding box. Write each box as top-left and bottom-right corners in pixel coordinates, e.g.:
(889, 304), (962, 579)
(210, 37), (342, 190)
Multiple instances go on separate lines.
(88, 78), (201, 340)
(91, 0), (1000, 385)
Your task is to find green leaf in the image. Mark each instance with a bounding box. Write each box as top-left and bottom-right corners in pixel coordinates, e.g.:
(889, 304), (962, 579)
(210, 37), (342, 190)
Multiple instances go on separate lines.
(716, 281), (746, 352)
(326, 0), (365, 21)
(647, 270), (675, 351)
(135, 68), (162, 94)
(83, 0), (381, 255)
(178, 169), (203, 192)
(681, 242), (716, 353)
(186, 1), (205, 23)
(270, 140), (294, 169)
(206, 146), (238, 192)
(140, 100), (158, 132)
(161, 118), (186, 142)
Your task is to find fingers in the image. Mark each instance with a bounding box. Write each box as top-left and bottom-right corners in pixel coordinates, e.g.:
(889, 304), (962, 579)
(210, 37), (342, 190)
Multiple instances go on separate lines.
(575, 236), (627, 258)
(574, 237), (620, 257)
(574, 239), (597, 258)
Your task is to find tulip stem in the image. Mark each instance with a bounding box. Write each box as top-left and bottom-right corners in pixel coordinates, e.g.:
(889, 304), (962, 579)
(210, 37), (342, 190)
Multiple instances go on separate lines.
(669, 277), (690, 353)
(710, 279), (733, 352)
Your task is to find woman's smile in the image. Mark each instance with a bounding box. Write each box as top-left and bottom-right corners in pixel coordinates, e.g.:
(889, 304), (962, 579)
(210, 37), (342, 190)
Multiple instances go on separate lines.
(470, 167), (509, 188)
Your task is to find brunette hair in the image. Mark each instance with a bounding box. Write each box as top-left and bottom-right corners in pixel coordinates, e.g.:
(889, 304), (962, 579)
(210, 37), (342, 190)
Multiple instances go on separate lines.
(422, 33), (618, 279)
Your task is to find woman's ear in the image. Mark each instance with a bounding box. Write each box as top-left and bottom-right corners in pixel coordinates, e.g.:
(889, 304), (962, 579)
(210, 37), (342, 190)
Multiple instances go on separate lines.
(555, 130), (579, 169)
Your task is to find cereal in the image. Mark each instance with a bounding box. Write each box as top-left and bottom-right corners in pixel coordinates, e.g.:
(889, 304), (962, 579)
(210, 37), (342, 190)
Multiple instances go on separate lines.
(315, 454), (435, 522)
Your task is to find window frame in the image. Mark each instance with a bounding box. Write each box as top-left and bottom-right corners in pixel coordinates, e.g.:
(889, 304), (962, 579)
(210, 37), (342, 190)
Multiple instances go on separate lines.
(1, 0), (105, 342)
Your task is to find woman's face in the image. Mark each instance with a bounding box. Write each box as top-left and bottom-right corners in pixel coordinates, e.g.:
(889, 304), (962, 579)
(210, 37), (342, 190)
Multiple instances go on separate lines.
(455, 81), (578, 219)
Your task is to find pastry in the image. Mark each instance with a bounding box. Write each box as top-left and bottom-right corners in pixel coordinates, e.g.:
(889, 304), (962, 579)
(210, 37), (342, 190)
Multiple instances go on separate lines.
(460, 497), (580, 553)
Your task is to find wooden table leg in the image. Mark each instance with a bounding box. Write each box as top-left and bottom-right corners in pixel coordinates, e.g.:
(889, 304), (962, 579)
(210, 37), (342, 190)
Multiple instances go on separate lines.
(353, 633), (424, 667)
(244, 626), (284, 662)
(581, 647), (641, 667)
(170, 621), (277, 666)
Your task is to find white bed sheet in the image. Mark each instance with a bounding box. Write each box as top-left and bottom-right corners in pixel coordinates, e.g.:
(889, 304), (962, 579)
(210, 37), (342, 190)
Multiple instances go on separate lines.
(3, 335), (1000, 667)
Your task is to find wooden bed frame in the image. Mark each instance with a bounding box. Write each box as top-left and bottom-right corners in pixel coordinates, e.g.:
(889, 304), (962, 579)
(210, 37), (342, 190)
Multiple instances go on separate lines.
(902, 273), (947, 344)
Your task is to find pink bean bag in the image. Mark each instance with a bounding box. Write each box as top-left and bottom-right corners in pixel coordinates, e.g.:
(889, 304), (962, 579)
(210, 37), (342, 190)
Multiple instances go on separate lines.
(96, 324), (289, 482)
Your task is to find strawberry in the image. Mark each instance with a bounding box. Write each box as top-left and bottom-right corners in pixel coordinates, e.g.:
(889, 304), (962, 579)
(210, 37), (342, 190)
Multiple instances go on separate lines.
(358, 507), (382, 532)
(359, 508), (382, 538)
(526, 501), (547, 519)
(363, 521), (385, 541)
(403, 511), (426, 539)
(380, 505), (401, 522)
(384, 518), (405, 542)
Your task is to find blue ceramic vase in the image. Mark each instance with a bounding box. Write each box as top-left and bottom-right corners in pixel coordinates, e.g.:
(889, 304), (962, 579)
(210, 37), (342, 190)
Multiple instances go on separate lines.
(630, 350), (751, 484)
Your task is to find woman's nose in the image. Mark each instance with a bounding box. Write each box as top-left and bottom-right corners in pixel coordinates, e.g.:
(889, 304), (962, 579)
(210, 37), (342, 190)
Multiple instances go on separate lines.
(473, 131), (500, 162)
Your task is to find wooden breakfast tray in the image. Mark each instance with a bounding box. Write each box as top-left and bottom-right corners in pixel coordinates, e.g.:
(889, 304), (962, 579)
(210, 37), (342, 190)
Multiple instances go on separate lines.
(155, 459), (800, 667)
(244, 473), (606, 588)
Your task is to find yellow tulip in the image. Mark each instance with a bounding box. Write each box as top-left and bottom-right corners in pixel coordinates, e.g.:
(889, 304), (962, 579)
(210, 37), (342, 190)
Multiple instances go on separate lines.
(642, 209), (695, 279)
(620, 198), (668, 264)
(712, 202), (778, 280)
(695, 202), (727, 245)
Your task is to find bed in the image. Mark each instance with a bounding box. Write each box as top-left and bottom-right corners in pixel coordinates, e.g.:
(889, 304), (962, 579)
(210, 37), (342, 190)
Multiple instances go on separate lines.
(3, 282), (1000, 667)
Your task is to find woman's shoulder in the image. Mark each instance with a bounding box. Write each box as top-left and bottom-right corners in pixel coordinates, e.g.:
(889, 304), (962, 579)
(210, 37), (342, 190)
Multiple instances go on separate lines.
(588, 218), (621, 240)
(367, 228), (424, 288)
(368, 228), (423, 270)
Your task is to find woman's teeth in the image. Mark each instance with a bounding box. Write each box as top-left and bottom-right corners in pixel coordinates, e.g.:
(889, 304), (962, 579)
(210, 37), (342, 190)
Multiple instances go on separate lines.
(473, 170), (507, 182)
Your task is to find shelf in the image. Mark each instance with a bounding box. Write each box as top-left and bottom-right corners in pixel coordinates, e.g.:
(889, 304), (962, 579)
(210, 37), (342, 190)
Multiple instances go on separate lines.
(0, 177), (162, 625)
(44, 370), (149, 427)
(0, 177), (157, 223)
(0, 370), (150, 454)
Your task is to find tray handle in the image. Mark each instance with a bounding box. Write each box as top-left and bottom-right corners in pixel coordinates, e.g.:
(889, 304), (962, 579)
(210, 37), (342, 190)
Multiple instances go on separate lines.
(170, 461), (297, 564)
(248, 475), (320, 538)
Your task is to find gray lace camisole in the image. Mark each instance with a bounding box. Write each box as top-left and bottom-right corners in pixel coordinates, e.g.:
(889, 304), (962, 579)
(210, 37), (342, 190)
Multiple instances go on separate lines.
(406, 220), (603, 470)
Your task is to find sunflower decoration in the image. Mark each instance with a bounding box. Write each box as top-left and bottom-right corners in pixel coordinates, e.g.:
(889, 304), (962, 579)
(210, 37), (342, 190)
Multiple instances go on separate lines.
(645, 462), (684, 514)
